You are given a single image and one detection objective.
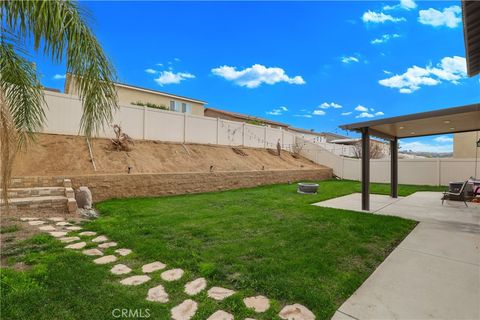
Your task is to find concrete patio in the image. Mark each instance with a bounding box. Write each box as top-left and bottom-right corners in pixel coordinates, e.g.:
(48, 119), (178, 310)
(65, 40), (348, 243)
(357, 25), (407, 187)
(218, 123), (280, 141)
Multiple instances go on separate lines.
(313, 192), (480, 320)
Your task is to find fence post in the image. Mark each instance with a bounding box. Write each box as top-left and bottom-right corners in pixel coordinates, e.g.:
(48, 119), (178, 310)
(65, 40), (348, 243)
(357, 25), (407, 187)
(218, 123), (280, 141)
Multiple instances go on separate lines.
(437, 158), (441, 186)
(281, 128), (284, 149)
(142, 106), (147, 140)
(183, 113), (188, 143)
(264, 126), (267, 149)
(216, 117), (220, 145)
(242, 123), (246, 146)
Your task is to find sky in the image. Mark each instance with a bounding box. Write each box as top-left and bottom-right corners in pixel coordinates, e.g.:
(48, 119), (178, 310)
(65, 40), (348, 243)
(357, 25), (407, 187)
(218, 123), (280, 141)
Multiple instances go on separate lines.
(33, 0), (479, 153)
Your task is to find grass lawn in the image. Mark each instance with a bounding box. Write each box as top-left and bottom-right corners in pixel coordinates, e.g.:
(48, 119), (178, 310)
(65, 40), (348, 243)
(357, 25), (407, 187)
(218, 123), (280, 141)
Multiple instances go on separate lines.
(1, 180), (443, 319)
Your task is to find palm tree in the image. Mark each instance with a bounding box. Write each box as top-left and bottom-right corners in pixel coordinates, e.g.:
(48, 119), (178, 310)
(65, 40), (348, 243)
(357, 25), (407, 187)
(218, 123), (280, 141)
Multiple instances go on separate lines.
(1, 1), (117, 209)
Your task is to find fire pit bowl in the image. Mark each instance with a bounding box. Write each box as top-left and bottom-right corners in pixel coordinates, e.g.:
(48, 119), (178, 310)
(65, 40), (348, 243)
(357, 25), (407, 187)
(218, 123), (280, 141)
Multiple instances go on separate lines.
(297, 182), (319, 194)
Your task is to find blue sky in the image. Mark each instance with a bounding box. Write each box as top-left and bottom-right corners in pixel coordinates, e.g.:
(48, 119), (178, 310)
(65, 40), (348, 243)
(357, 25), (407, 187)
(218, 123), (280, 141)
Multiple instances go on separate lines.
(34, 1), (479, 152)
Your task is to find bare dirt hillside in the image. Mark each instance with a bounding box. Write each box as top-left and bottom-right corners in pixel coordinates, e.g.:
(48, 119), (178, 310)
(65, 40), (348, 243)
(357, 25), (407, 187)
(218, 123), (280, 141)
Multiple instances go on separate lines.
(13, 134), (321, 176)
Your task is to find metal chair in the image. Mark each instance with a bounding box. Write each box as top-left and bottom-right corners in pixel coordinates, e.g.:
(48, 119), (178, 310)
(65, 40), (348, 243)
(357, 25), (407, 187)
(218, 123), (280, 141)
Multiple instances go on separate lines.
(442, 180), (468, 207)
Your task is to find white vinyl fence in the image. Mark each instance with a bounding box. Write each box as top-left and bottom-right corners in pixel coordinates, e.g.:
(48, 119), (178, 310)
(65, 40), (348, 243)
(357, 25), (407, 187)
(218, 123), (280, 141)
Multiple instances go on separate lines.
(42, 91), (295, 151)
(298, 138), (480, 186)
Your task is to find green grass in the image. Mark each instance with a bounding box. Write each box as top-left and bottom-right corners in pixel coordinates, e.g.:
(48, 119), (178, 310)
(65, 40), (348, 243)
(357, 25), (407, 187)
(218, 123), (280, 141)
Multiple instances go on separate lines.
(1, 180), (443, 319)
(0, 224), (20, 234)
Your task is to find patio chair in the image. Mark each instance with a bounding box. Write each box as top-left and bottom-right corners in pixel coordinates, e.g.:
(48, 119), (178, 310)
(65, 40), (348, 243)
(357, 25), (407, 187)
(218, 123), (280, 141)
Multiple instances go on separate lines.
(442, 180), (468, 207)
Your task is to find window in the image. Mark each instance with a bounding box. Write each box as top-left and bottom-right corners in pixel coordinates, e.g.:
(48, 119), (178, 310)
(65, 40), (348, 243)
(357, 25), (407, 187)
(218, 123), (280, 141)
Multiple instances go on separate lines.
(170, 100), (191, 113)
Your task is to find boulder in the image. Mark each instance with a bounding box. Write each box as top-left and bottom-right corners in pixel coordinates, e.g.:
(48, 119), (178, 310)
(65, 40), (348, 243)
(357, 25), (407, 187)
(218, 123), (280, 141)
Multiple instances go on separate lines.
(76, 186), (92, 209)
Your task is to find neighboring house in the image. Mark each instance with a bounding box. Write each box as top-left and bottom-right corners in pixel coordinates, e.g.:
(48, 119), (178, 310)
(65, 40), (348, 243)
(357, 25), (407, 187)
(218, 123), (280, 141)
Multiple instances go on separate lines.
(453, 131), (480, 158)
(204, 107), (290, 129)
(64, 74), (207, 116)
(287, 127), (328, 143)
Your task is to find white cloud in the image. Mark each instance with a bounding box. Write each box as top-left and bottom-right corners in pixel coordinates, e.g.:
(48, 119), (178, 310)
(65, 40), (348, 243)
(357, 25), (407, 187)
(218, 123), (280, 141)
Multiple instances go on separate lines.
(433, 135), (453, 143)
(379, 56), (467, 93)
(384, 0), (417, 11)
(418, 6), (461, 28)
(319, 102), (342, 109)
(362, 11), (406, 23)
(266, 106), (288, 116)
(211, 64), (305, 88)
(355, 105), (368, 112)
(294, 114), (313, 118)
(341, 56), (359, 64)
(174, 58), (181, 62)
(156, 63), (163, 66)
(53, 74), (66, 80)
(356, 112), (375, 118)
(312, 110), (326, 116)
(383, 70), (392, 75)
(341, 112), (353, 116)
(154, 71), (195, 86)
(145, 68), (157, 74)
(374, 111), (384, 116)
(371, 33), (400, 44)
(400, 141), (453, 153)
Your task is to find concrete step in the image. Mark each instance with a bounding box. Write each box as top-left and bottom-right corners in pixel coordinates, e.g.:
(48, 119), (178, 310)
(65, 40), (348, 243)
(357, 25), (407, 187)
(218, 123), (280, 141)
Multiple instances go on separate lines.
(1, 195), (68, 214)
(9, 176), (65, 188)
(3, 187), (66, 198)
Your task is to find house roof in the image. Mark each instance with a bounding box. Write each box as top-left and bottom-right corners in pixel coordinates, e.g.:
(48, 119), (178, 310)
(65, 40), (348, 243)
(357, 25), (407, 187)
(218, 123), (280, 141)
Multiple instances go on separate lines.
(462, 0), (480, 77)
(205, 107), (290, 127)
(288, 126), (322, 135)
(340, 103), (480, 140)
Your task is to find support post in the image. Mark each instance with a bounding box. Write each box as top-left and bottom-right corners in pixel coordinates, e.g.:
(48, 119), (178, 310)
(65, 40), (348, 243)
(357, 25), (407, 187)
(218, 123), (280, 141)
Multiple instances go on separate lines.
(361, 128), (370, 211)
(390, 137), (398, 198)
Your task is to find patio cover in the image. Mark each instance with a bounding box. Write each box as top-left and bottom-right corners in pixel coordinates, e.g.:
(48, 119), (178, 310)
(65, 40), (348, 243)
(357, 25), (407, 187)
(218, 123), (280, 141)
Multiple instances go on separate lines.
(463, 0), (480, 76)
(339, 103), (480, 210)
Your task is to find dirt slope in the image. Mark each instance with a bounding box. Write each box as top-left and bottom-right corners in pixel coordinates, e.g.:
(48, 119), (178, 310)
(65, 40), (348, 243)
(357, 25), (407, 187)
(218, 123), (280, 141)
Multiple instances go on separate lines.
(13, 134), (321, 176)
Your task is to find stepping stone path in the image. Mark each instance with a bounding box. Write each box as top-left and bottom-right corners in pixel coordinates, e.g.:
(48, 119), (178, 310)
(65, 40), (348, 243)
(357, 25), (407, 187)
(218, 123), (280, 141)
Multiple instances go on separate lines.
(49, 231), (68, 238)
(207, 287), (235, 301)
(142, 261), (166, 273)
(93, 255), (117, 265)
(65, 242), (87, 250)
(20, 217), (38, 221)
(48, 217), (65, 222)
(56, 222), (71, 226)
(243, 295), (270, 313)
(92, 236), (108, 243)
(120, 275), (151, 286)
(28, 220), (45, 226)
(207, 310), (234, 320)
(115, 248), (132, 256)
(171, 299), (198, 320)
(79, 231), (97, 236)
(60, 236), (81, 243)
(184, 278), (207, 296)
(161, 268), (184, 281)
(111, 264), (132, 275)
(146, 284), (169, 303)
(82, 249), (103, 256)
(98, 242), (117, 249)
(279, 304), (315, 320)
(39, 225), (56, 231)
(66, 226), (82, 231)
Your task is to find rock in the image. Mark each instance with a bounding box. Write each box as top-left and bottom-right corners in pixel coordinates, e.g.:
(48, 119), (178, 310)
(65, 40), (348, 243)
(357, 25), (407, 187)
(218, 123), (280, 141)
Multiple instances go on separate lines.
(115, 248), (132, 256)
(20, 217), (38, 221)
(146, 284), (169, 303)
(38, 225), (56, 231)
(92, 235), (108, 243)
(79, 231), (97, 236)
(171, 299), (198, 320)
(65, 242), (86, 250)
(56, 222), (71, 226)
(207, 287), (235, 301)
(49, 231), (68, 238)
(66, 226), (82, 231)
(184, 278), (207, 296)
(161, 268), (184, 281)
(98, 242), (117, 249)
(207, 310), (234, 320)
(48, 217), (65, 222)
(142, 261), (166, 273)
(279, 304), (315, 320)
(28, 220), (45, 226)
(244, 295), (270, 313)
(93, 255), (117, 265)
(59, 236), (80, 243)
(76, 186), (92, 209)
(120, 275), (151, 286)
(78, 208), (99, 219)
(82, 248), (103, 256)
(111, 264), (132, 275)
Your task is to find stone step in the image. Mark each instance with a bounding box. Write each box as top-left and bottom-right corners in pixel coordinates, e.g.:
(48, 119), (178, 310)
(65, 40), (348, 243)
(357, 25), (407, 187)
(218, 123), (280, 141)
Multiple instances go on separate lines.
(8, 176), (65, 188)
(2, 187), (66, 199)
(1, 195), (68, 214)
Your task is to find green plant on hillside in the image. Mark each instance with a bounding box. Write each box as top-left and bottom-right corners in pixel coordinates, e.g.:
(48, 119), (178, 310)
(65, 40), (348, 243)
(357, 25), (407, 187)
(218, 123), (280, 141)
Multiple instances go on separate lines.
(0, 1), (117, 208)
(131, 101), (168, 110)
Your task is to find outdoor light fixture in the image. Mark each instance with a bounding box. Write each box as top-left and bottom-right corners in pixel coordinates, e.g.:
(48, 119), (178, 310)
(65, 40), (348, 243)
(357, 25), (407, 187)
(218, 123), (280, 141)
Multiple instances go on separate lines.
(444, 120), (451, 124)
(450, 127), (455, 130)
(399, 126), (405, 130)
(410, 131), (415, 135)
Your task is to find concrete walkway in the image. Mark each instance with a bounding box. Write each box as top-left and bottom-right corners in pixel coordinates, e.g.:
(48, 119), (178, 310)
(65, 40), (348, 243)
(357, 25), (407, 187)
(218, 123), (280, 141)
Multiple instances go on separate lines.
(313, 192), (480, 320)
